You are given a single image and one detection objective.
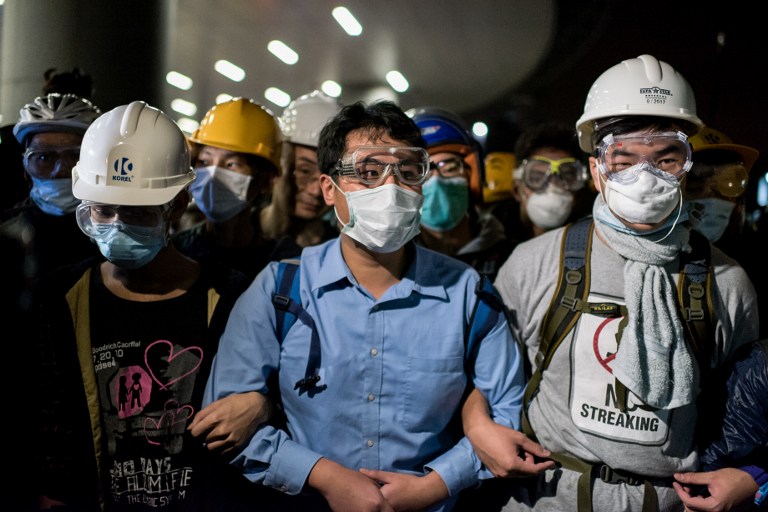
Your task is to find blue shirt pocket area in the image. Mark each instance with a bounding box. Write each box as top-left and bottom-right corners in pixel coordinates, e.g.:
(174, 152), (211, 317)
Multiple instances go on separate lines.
(401, 354), (466, 432)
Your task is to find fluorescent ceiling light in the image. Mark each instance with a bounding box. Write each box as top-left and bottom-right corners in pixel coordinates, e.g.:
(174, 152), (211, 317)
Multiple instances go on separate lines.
(385, 70), (409, 93)
(216, 93), (234, 104)
(170, 98), (197, 117)
(321, 80), (342, 97)
(214, 59), (246, 82)
(472, 122), (488, 137)
(268, 40), (299, 65)
(332, 7), (362, 36)
(177, 117), (200, 134)
(166, 71), (193, 90)
(265, 87), (291, 108)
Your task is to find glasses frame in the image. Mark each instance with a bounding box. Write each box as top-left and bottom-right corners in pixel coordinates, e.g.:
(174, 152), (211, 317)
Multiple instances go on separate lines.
(334, 146), (430, 187)
(23, 145), (81, 178)
(76, 201), (171, 240)
(516, 156), (587, 192)
(596, 131), (693, 184)
(429, 156), (466, 179)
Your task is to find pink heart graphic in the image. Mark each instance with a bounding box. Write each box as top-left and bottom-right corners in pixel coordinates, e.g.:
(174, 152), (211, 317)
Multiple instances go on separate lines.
(144, 339), (203, 390)
(143, 400), (196, 445)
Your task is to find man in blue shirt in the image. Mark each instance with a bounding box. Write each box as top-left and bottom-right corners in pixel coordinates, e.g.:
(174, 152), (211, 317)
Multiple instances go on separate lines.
(204, 100), (549, 511)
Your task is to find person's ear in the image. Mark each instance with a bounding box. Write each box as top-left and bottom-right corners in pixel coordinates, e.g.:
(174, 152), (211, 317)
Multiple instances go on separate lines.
(588, 156), (603, 194)
(319, 174), (337, 206)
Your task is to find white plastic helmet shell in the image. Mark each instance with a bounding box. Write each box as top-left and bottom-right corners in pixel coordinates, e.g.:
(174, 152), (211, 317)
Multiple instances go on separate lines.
(279, 90), (340, 147)
(575, 54), (704, 152)
(72, 101), (195, 206)
(13, 93), (101, 146)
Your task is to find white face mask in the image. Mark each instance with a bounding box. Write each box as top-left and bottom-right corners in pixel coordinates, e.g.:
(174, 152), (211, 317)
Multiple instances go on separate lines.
(29, 176), (80, 216)
(526, 187), (574, 229)
(687, 197), (735, 242)
(333, 182), (423, 253)
(188, 165), (253, 223)
(602, 163), (681, 224)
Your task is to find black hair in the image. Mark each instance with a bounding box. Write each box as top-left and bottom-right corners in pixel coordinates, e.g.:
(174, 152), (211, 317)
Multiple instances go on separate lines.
(317, 100), (425, 175)
(514, 122), (581, 161)
(42, 67), (94, 99)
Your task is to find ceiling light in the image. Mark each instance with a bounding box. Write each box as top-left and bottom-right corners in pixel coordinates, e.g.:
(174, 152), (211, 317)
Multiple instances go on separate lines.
(177, 118), (200, 134)
(472, 122), (488, 137)
(170, 98), (197, 117)
(214, 59), (246, 82)
(267, 40), (299, 65)
(216, 93), (234, 104)
(265, 87), (291, 108)
(385, 71), (409, 93)
(332, 7), (362, 36)
(166, 71), (193, 90)
(321, 80), (342, 97)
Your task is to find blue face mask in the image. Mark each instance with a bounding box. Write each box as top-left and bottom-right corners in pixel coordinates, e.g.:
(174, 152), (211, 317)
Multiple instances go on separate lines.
(29, 176), (80, 216)
(420, 176), (468, 231)
(189, 165), (253, 223)
(92, 223), (166, 269)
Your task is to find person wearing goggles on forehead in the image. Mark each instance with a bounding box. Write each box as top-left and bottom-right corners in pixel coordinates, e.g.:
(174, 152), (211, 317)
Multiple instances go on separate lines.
(467, 55), (758, 512)
(32, 101), (274, 511)
(1, 93), (102, 308)
(172, 97), (283, 280)
(509, 122), (592, 240)
(203, 100), (548, 511)
(407, 107), (513, 282)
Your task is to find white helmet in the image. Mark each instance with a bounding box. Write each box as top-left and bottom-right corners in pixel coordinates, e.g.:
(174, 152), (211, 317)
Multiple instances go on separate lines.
(575, 54), (704, 152)
(73, 101), (195, 206)
(279, 90), (340, 147)
(13, 93), (101, 146)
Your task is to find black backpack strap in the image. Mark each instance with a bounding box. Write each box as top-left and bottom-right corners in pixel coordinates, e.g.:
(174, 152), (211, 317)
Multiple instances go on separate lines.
(465, 275), (509, 381)
(678, 229), (714, 375)
(272, 259), (325, 395)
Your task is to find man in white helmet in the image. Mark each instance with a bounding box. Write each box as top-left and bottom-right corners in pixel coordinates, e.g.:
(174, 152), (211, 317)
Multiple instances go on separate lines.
(32, 101), (276, 511)
(260, 90), (341, 257)
(462, 55), (759, 511)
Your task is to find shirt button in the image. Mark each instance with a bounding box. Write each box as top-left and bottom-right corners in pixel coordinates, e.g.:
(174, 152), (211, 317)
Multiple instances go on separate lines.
(367, 439), (374, 447)
(367, 393), (375, 401)
(370, 348), (378, 356)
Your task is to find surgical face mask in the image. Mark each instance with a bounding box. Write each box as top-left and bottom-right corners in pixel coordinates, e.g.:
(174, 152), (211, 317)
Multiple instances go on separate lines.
(29, 176), (80, 216)
(333, 182), (423, 253)
(526, 187), (574, 229)
(420, 176), (468, 231)
(602, 163), (681, 224)
(92, 223), (166, 269)
(188, 165), (252, 223)
(687, 197), (736, 242)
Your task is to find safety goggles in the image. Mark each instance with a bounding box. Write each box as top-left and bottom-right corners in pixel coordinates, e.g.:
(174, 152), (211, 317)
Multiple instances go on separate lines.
(429, 156), (466, 179)
(23, 146), (81, 178)
(597, 131), (693, 184)
(515, 157), (587, 192)
(686, 162), (748, 199)
(76, 201), (171, 240)
(334, 146), (430, 186)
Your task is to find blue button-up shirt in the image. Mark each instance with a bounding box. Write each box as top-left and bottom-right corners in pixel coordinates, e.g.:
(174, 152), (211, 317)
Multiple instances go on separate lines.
(204, 238), (524, 508)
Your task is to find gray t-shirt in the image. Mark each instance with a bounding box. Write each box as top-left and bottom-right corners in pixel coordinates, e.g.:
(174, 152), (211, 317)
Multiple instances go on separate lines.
(493, 221), (759, 511)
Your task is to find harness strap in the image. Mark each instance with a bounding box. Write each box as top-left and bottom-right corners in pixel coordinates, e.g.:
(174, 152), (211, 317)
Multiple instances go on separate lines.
(550, 451), (662, 512)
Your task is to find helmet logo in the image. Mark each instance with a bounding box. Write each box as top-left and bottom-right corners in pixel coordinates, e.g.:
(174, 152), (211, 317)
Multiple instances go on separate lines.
(639, 86), (672, 104)
(421, 125), (441, 137)
(112, 157), (134, 182)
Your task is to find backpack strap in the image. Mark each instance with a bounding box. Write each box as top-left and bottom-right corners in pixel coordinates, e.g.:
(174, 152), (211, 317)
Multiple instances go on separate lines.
(272, 259), (325, 395)
(678, 229), (714, 375)
(465, 274), (511, 382)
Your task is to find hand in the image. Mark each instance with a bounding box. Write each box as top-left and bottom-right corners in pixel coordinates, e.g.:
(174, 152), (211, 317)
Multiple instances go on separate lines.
(673, 468), (759, 512)
(188, 391), (271, 456)
(308, 458), (394, 512)
(359, 468), (449, 511)
(462, 389), (555, 478)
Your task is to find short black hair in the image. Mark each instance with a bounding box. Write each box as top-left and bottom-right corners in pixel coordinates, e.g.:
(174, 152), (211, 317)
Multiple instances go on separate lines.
(514, 122), (581, 161)
(317, 100), (425, 175)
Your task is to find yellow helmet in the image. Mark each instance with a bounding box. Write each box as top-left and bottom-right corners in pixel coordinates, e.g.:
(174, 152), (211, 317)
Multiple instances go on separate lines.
(689, 126), (759, 172)
(189, 97), (282, 172)
(483, 152), (516, 203)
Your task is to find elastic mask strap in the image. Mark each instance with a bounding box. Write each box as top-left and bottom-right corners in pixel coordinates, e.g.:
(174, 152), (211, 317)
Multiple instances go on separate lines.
(649, 188), (683, 243)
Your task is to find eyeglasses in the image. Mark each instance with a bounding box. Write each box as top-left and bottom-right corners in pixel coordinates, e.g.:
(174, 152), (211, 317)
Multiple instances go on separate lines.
(23, 146), (81, 178)
(597, 131), (693, 184)
(334, 146), (430, 186)
(515, 157), (586, 192)
(686, 162), (748, 199)
(430, 156), (466, 178)
(76, 201), (171, 240)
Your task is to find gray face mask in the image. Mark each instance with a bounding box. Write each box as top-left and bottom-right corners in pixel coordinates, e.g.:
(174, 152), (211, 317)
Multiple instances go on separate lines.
(525, 187), (573, 229)
(29, 176), (80, 216)
(686, 197), (735, 242)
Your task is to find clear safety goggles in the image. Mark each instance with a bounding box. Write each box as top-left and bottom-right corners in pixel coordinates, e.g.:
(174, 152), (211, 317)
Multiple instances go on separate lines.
(23, 146), (81, 178)
(597, 131), (693, 184)
(334, 146), (430, 186)
(429, 156), (466, 179)
(76, 201), (171, 240)
(686, 162), (748, 199)
(516, 157), (587, 192)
